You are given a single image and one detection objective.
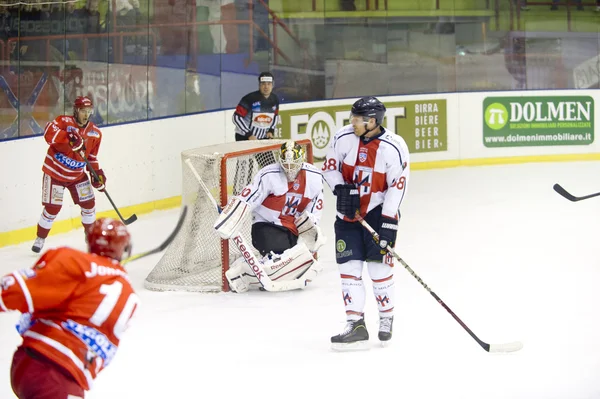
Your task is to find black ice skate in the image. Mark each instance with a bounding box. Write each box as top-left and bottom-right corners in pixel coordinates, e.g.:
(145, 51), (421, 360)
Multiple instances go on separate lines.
(378, 316), (393, 346)
(331, 318), (369, 351)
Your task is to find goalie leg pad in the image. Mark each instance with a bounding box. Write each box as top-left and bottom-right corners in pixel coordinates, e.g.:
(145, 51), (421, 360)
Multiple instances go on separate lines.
(266, 242), (319, 282)
(228, 242), (322, 291)
(225, 257), (252, 293)
(214, 197), (249, 239)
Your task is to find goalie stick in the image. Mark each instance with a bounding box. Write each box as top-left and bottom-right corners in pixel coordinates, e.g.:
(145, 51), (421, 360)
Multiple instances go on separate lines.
(80, 151), (138, 225)
(121, 206), (187, 265)
(184, 158), (307, 292)
(553, 183), (600, 202)
(356, 214), (523, 353)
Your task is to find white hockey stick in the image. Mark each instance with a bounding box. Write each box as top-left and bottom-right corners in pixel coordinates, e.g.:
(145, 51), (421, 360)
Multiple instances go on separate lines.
(184, 158), (307, 292)
(357, 214), (523, 354)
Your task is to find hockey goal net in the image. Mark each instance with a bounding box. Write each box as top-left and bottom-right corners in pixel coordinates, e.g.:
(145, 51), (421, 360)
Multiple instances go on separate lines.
(144, 139), (313, 292)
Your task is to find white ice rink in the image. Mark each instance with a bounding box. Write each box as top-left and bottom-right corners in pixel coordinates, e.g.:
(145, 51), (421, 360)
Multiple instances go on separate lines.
(2, 161), (600, 399)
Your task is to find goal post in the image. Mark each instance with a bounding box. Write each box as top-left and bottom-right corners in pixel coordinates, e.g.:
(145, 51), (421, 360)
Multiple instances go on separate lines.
(144, 139), (313, 292)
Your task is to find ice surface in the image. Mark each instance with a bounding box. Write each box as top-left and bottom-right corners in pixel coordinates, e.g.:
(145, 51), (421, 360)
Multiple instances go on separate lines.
(2, 161), (600, 399)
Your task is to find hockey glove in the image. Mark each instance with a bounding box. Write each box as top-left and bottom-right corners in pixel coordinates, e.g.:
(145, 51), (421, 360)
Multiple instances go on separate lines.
(90, 169), (106, 192)
(67, 131), (84, 151)
(334, 184), (360, 218)
(378, 216), (398, 253)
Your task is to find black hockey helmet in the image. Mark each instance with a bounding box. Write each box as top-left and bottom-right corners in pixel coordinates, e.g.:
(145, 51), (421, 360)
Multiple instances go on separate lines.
(350, 96), (386, 126)
(258, 71), (274, 84)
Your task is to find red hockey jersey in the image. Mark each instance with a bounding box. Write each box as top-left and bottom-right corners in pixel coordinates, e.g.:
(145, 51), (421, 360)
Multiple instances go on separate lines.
(0, 247), (139, 390)
(42, 116), (103, 183)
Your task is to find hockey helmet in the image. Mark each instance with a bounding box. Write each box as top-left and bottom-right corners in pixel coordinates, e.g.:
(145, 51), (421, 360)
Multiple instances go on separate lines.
(73, 96), (94, 123)
(278, 141), (305, 182)
(258, 71), (274, 84)
(350, 96), (386, 126)
(87, 218), (132, 261)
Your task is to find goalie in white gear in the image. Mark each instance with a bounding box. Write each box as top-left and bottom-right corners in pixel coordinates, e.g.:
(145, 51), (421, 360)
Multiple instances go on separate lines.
(214, 141), (326, 293)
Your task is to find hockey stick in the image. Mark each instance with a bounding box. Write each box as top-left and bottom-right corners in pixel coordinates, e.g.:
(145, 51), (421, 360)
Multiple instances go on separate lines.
(184, 158), (307, 292)
(80, 151), (138, 225)
(553, 183), (600, 202)
(356, 214), (523, 353)
(121, 206), (188, 265)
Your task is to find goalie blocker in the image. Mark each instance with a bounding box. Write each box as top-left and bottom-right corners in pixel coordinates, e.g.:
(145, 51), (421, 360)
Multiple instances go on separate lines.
(214, 197), (326, 292)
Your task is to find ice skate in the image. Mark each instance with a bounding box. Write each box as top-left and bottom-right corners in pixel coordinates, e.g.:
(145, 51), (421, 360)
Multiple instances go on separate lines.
(331, 318), (369, 351)
(378, 316), (393, 346)
(31, 237), (45, 254)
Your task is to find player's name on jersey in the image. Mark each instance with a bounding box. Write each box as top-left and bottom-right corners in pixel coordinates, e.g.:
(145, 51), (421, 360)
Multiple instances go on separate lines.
(85, 262), (130, 281)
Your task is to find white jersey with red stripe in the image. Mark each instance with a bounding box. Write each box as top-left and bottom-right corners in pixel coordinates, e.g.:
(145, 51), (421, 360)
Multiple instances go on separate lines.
(235, 163), (324, 234)
(322, 125), (410, 220)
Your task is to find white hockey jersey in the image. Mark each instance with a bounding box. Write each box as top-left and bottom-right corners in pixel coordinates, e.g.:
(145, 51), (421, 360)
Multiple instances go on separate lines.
(322, 125), (410, 220)
(236, 163), (324, 234)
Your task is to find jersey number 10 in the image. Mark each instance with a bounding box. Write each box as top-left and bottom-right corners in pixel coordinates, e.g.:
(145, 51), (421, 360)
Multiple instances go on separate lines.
(89, 281), (139, 339)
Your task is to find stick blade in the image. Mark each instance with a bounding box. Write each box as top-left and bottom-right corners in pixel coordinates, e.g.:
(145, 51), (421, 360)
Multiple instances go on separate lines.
(553, 184), (577, 201)
(488, 341), (523, 353)
(123, 214), (138, 225)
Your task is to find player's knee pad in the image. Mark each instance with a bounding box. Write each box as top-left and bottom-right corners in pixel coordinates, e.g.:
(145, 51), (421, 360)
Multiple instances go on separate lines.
(338, 259), (363, 279)
(43, 204), (62, 216)
(367, 261), (393, 281)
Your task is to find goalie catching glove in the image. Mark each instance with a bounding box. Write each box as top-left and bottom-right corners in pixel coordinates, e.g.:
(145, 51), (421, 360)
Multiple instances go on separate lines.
(214, 197), (249, 239)
(295, 211), (326, 253)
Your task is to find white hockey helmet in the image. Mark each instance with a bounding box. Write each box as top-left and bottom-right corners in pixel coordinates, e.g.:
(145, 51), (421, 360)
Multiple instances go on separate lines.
(278, 141), (305, 182)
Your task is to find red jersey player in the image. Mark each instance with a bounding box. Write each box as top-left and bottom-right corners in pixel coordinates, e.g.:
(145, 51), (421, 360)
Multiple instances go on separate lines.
(2, 218), (138, 399)
(32, 96), (108, 253)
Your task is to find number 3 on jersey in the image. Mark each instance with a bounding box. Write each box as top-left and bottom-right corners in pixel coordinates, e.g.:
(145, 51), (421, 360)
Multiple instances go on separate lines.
(90, 280), (139, 339)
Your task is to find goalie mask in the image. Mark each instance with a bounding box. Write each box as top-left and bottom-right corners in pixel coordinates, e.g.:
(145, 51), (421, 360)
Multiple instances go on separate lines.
(278, 141), (305, 182)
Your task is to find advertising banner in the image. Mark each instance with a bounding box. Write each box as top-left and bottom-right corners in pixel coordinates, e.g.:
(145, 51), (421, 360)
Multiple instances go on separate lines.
(483, 96), (594, 147)
(278, 99), (447, 159)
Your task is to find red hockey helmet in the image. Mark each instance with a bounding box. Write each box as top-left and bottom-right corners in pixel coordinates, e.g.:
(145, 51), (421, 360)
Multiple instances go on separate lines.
(74, 96), (93, 110)
(87, 218), (132, 261)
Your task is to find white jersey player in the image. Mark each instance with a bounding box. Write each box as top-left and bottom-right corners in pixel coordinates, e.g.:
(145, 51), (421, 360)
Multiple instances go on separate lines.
(322, 96), (410, 350)
(214, 140), (326, 293)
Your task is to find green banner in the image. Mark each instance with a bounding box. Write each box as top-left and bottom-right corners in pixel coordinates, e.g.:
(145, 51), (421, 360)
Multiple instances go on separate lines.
(276, 99), (447, 159)
(483, 96), (594, 147)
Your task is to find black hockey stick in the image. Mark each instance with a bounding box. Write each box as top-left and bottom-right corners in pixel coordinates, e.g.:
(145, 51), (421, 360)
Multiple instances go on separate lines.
(80, 151), (138, 225)
(553, 183), (600, 202)
(121, 206), (188, 265)
(356, 214), (523, 353)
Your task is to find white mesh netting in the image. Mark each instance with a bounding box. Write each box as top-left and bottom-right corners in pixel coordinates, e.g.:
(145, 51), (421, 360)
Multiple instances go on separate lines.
(144, 139), (312, 292)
